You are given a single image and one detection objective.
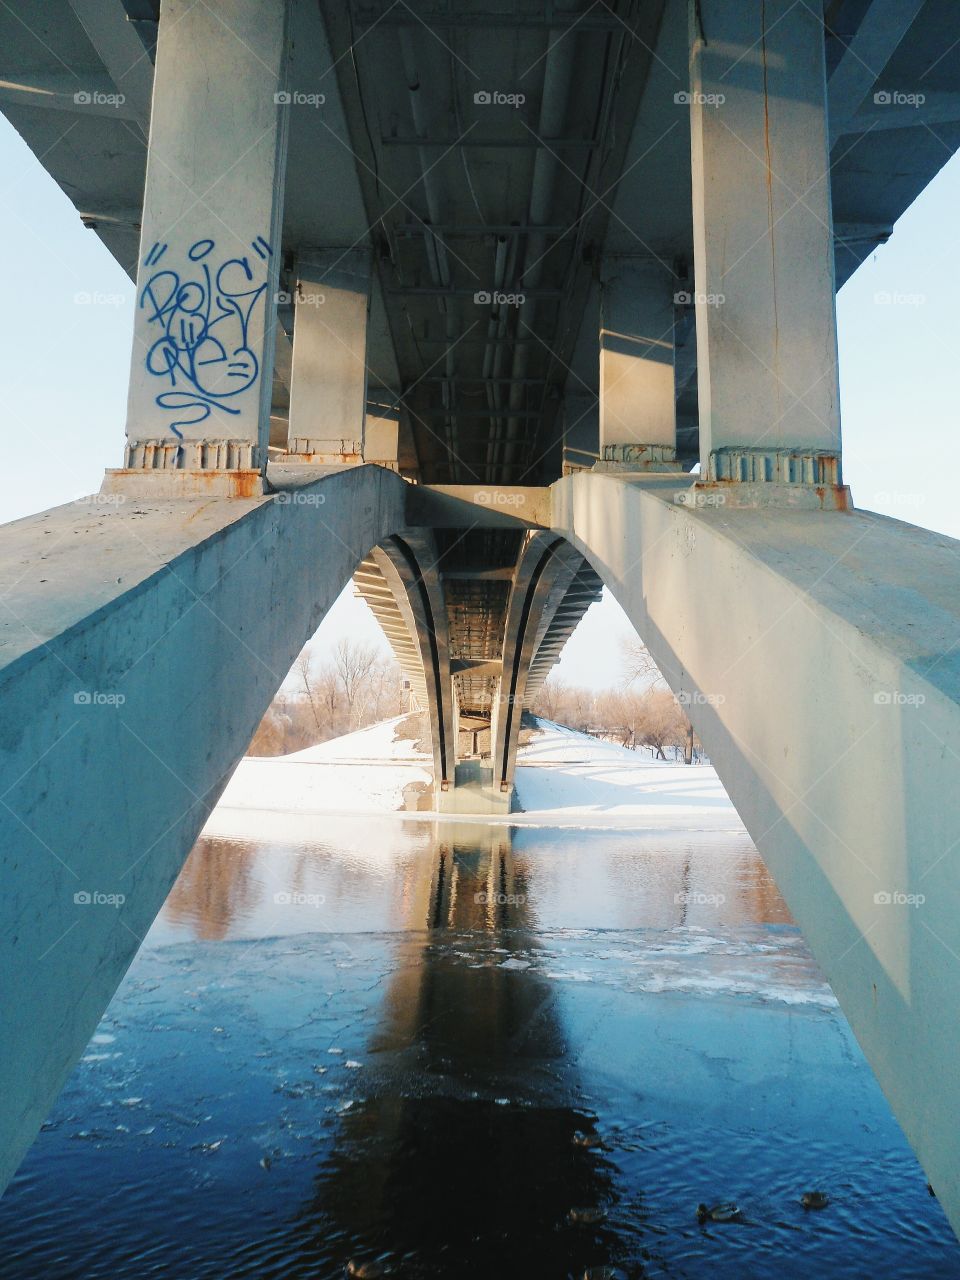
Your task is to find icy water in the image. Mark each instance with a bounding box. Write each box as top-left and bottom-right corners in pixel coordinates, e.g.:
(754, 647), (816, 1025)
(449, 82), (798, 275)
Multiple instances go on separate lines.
(2, 820), (958, 1279)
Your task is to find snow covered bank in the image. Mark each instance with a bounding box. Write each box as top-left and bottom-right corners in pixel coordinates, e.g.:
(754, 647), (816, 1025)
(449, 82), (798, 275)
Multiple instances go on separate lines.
(202, 716), (745, 838)
(203, 718), (432, 839)
(512, 718), (744, 831)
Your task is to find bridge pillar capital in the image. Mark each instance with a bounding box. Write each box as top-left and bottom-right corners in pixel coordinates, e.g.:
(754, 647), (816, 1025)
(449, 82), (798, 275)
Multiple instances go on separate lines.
(688, 0), (842, 488)
(598, 255), (678, 470)
(279, 248), (386, 467)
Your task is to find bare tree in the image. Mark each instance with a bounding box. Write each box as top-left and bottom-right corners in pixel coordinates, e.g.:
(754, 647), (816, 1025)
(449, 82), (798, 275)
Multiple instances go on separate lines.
(621, 634), (663, 688)
(638, 688), (681, 759)
(534, 676), (567, 722)
(295, 648), (324, 737)
(352, 658), (401, 729)
(248, 703), (288, 755)
(334, 637), (381, 727)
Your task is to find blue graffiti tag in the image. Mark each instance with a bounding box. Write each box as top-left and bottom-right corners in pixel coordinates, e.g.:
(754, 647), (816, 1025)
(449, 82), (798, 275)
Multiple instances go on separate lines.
(139, 236), (272, 438)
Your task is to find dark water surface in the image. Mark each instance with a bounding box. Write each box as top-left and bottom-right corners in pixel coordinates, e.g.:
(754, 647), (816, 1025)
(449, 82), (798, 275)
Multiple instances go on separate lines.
(2, 819), (957, 1278)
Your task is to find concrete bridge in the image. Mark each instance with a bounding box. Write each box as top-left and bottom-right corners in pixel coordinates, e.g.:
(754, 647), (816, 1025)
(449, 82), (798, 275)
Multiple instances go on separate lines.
(2, 0), (960, 1239)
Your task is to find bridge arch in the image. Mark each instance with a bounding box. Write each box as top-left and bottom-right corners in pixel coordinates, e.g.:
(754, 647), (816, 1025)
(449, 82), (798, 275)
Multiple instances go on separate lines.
(0, 467), (411, 1191)
(551, 468), (960, 1226)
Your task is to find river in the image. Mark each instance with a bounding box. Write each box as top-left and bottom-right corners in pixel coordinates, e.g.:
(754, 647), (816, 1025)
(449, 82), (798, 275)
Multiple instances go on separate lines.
(1, 818), (957, 1278)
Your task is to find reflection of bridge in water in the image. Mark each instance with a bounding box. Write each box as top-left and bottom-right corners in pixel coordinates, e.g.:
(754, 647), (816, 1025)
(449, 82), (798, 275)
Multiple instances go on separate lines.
(310, 828), (609, 1279)
(140, 821), (912, 1274)
(1, 0), (960, 1241)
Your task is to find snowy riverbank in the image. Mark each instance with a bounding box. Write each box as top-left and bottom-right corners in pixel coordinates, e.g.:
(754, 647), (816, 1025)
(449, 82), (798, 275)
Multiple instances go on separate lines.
(202, 717), (746, 838)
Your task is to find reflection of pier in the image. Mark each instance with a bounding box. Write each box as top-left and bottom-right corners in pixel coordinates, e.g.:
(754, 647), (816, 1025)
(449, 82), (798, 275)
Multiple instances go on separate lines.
(295, 822), (619, 1278)
(162, 820), (795, 941)
(431, 824), (527, 932)
(163, 838), (258, 942)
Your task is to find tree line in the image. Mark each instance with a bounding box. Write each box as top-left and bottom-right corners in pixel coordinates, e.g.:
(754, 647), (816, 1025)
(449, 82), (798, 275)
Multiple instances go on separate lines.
(532, 680), (702, 762)
(248, 638), (405, 755)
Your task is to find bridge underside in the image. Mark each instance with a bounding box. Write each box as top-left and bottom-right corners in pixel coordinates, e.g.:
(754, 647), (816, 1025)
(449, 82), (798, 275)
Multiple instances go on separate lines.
(2, 0), (960, 1249)
(354, 517), (601, 812)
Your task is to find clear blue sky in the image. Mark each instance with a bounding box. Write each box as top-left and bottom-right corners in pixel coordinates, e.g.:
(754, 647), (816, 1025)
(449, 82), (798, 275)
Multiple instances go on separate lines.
(2, 114), (958, 686)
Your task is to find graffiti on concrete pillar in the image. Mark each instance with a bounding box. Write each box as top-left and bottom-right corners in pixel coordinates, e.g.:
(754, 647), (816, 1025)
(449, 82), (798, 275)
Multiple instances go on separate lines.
(139, 236), (272, 438)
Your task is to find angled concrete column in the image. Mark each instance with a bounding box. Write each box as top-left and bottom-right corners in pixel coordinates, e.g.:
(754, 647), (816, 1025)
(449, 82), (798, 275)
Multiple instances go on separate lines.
(356, 532), (457, 803)
(689, 0), (842, 485)
(490, 533), (584, 807)
(118, 0), (291, 494)
(599, 258), (677, 469)
(553, 469), (960, 1237)
(0, 466), (407, 1194)
(284, 249), (372, 463)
